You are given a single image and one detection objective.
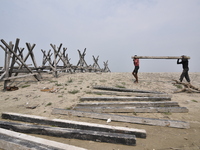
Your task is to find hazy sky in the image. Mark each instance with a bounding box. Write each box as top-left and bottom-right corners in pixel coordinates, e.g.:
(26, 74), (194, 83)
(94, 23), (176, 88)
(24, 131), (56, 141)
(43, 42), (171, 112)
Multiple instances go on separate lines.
(1, 0), (200, 72)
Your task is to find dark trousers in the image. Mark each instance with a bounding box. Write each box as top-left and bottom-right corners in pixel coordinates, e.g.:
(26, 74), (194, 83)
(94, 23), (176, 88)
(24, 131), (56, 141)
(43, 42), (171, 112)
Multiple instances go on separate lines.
(180, 68), (190, 82)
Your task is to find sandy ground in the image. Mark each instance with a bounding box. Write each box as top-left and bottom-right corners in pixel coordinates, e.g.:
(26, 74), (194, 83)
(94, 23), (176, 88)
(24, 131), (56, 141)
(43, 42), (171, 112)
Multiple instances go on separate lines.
(0, 72), (200, 150)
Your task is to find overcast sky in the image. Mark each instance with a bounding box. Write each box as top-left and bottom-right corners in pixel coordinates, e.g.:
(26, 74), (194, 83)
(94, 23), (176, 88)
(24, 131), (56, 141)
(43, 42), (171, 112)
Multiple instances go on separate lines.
(0, 0), (200, 72)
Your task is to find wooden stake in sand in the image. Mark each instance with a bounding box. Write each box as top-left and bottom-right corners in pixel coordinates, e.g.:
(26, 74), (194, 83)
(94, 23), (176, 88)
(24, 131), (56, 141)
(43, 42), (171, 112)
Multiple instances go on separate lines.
(131, 56), (190, 59)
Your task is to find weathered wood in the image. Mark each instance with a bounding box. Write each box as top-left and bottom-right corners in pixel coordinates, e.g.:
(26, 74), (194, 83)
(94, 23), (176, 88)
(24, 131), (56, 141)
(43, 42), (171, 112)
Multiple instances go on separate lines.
(80, 96), (171, 101)
(92, 55), (102, 72)
(0, 121), (136, 146)
(131, 56), (190, 59)
(173, 80), (200, 93)
(9, 38), (20, 77)
(76, 48), (89, 72)
(74, 106), (188, 113)
(103, 60), (111, 72)
(1, 39), (40, 81)
(91, 90), (172, 97)
(0, 128), (86, 150)
(93, 86), (164, 94)
(3, 44), (11, 89)
(26, 43), (41, 79)
(52, 108), (190, 129)
(77, 101), (178, 107)
(2, 73), (39, 80)
(2, 112), (146, 138)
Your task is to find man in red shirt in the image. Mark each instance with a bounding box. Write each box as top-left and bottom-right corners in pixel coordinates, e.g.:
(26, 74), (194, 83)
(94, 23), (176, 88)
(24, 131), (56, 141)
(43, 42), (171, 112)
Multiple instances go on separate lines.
(132, 55), (139, 83)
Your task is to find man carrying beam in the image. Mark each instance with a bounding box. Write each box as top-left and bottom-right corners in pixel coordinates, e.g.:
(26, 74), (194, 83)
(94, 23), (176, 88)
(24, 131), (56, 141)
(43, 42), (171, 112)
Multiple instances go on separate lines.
(132, 55), (139, 83)
(177, 55), (190, 84)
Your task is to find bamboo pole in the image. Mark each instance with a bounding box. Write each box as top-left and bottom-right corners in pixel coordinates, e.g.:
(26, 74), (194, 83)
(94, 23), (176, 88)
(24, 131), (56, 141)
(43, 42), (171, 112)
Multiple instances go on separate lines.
(131, 56), (190, 59)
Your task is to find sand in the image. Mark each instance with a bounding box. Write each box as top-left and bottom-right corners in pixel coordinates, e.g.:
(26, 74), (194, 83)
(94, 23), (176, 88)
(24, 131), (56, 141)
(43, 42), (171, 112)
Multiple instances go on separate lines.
(0, 72), (200, 150)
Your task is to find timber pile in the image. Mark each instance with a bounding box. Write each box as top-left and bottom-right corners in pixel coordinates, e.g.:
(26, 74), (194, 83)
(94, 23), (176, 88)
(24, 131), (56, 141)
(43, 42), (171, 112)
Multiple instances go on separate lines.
(1, 112), (146, 146)
(172, 80), (200, 93)
(52, 85), (189, 129)
(77, 85), (188, 113)
(0, 38), (111, 90)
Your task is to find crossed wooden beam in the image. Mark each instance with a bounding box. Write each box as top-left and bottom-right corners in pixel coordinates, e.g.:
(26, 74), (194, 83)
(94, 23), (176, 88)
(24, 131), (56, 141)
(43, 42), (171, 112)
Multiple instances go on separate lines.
(0, 38), (41, 89)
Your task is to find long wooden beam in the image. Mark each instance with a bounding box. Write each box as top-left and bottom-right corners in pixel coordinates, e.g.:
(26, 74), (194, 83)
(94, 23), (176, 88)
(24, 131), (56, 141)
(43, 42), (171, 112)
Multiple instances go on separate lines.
(2, 73), (38, 80)
(91, 90), (172, 98)
(74, 106), (188, 113)
(2, 112), (146, 138)
(131, 56), (190, 59)
(80, 97), (171, 101)
(77, 101), (179, 107)
(52, 108), (190, 129)
(0, 128), (86, 150)
(0, 121), (136, 146)
(93, 86), (164, 94)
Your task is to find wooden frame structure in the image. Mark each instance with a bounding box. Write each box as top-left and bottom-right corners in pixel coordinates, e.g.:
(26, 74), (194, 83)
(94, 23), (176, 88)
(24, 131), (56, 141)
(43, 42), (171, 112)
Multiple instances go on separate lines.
(0, 38), (41, 90)
(0, 38), (111, 89)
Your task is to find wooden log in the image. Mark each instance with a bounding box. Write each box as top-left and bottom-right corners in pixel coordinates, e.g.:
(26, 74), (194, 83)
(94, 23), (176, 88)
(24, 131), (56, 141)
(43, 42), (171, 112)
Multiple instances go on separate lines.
(77, 101), (179, 107)
(80, 96), (171, 101)
(52, 108), (190, 129)
(3, 46), (11, 89)
(93, 86), (164, 94)
(91, 90), (172, 98)
(173, 80), (200, 93)
(2, 112), (146, 138)
(0, 72), (6, 80)
(2, 73), (39, 80)
(9, 38), (20, 77)
(74, 106), (188, 113)
(0, 128), (86, 150)
(131, 56), (190, 59)
(0, 121), (136, 146)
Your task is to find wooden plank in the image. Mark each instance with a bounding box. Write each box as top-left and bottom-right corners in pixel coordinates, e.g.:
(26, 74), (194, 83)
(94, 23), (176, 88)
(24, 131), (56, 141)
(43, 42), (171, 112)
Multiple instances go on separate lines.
(131, 56), (190, 59)
(74, 106), (188, 113)
(93, 86), (164, 94)
(0, 128), (86, 150)
(77, 101), (179, 107)
(91, 90), (172, 98)
(52, 108), (190, 129)
(80, 97), (171, 101)
(0, 121), (136, 146)
(2, 112), (146, 138)
(3, 73), (39, 80)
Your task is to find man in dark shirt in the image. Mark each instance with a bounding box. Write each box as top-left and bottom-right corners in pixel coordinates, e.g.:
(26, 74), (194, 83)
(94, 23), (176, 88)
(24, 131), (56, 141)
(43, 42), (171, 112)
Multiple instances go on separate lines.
(177, 55), (190, 83)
